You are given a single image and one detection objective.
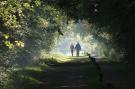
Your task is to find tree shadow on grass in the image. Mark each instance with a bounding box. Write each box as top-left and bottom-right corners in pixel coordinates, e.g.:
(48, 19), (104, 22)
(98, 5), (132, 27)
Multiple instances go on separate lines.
(12, 66), (47, 89)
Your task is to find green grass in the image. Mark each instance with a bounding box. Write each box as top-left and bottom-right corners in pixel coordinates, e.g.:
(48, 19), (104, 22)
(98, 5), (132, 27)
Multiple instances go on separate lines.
(11, 58), (51, 89)
(66, 56), (90, 63)
(12, 65), (46, 89)
(40, 53), (90, 63)
(40, 53), (69, 63)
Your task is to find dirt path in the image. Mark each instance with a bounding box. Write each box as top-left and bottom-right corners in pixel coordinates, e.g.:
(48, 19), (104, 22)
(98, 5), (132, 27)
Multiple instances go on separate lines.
(32, 58), (134, 89)
(38, 63), (90, 89)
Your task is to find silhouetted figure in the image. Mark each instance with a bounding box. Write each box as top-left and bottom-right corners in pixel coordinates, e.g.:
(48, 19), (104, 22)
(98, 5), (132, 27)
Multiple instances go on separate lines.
(75, 42), (81, 57)
(70, 43), (74, 56)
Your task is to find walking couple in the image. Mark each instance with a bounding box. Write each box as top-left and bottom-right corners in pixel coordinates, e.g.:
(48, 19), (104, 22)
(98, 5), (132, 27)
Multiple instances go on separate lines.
(70, 42), (81, 57)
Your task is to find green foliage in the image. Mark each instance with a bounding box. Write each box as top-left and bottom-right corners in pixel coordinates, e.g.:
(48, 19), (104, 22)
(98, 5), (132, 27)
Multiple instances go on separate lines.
(0, 0), (134, 88)
(0, 68), (15, 89)
(0, 0), (66, 50)
(0, 0), (24, 49)
(0, 2), (66, 89)
(0, 0), (66, 66)
(52, 0), (135, 63)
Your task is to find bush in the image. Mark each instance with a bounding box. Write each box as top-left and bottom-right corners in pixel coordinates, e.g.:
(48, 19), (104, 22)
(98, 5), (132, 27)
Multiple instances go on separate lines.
(0, 67), (15, 89)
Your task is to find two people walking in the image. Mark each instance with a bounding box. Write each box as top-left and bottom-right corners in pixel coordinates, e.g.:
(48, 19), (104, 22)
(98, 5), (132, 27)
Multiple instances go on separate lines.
(70, 42), (81, 57)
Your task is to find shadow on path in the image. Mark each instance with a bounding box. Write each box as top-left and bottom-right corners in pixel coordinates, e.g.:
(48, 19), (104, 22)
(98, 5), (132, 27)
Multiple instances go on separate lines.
(12, 56), (135, 89)
(38, 62), (91, 89)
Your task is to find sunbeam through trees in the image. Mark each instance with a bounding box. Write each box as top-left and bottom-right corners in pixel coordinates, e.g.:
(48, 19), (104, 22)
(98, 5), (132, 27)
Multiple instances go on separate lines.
(0, 0), (135, 89)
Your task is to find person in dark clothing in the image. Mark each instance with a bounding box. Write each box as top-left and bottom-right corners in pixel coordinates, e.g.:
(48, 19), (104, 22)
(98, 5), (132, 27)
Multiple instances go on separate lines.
(70, 43), (74, 56)
(75, 42), (81, 56)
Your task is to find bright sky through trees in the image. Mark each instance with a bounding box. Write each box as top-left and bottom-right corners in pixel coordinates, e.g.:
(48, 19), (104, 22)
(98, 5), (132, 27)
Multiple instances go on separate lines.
(51, 20), (105, 58)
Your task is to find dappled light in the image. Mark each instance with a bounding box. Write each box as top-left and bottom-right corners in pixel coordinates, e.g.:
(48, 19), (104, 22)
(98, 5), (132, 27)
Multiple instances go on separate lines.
(51, 20), (122, 61)
(0, 0), (135, 89)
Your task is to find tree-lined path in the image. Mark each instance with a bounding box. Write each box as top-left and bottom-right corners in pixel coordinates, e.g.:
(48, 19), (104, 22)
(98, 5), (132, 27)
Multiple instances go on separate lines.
(1, 0), (135, 89)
